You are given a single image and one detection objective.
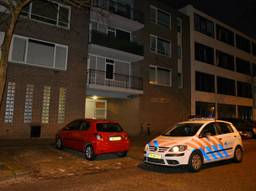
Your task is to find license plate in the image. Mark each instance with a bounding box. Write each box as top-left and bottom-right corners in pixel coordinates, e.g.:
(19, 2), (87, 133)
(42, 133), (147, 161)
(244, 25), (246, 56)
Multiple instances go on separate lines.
(148, 153), (161, 159)
(109, 136), (121, 141)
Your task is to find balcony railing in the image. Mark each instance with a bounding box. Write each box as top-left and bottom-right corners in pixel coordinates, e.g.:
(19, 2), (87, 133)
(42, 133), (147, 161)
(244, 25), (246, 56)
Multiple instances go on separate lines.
(87, 69), (143, 91)
(92, 0), (144, 23)
(90, 30), (144, 56)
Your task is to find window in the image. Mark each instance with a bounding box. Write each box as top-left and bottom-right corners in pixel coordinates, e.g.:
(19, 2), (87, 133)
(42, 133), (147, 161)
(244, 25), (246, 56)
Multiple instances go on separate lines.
(217, 76), (235, 96)
(200, 123), (217, 137)
(107, 27), (116, 38)
(81, 122), (90, 131)
(236, 57), (251, 75)
(236, 34), (251, 53)
(41, 86), (51, 124)
(252, 64), (256, 76)
(218, 104), (236, 118)
(216, 25), (234, 46)
(217, 123), (233, 134)
(195, 42), (214, 64)
(68, 120), (82, 130)
(238, 106), (252, 120)
(96, 123), (123, 132)
(216, 50), (234, 71)
(196, 102), (215, 117)
(194, 14), (214, 37)
(149, 66), (172, 87)
(4, 82), (16, 123)
(150, 5), (170, 28)
(196, 72), (215, 92)
(10, 35), (68, 70)
(24, 84), (34, 123)
(177, 17), (182, 33)
(57, 88), (66, 124)
(252, 42), (256, 56)
(21, 0), (71, 29)
(150, 35), (171, 56)
(237, 81), (252, 98)
(105, 59), (114, 80)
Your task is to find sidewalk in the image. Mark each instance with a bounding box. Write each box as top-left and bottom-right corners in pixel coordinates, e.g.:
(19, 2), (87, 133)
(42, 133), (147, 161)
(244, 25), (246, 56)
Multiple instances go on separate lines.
(0, 135), (151, 186)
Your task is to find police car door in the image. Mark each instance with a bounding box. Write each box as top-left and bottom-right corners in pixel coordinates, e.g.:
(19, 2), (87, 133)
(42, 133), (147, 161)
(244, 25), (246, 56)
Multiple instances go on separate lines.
(199, 122), (222, 162)
(214, 122), (235, 159)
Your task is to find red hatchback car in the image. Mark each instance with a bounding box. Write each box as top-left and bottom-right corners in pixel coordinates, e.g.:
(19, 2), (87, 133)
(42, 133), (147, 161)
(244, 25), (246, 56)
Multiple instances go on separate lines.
(55, 119), (130, 160)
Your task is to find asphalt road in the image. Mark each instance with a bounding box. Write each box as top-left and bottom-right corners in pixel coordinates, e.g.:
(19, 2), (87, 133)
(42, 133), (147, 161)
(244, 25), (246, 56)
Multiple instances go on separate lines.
(1, 140), (256, 191)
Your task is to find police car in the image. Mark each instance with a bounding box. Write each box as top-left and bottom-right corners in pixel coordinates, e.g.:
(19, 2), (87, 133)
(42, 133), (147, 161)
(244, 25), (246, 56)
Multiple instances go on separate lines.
(144, 118), (243, 172)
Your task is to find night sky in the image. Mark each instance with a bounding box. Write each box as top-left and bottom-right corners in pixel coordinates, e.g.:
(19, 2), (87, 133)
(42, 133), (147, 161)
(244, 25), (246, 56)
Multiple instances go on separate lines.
(169, 0), (256, 38)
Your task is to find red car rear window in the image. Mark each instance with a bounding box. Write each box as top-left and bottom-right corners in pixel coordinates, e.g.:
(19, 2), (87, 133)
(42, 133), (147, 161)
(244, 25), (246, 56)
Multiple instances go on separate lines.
(96, 123), (123, 132)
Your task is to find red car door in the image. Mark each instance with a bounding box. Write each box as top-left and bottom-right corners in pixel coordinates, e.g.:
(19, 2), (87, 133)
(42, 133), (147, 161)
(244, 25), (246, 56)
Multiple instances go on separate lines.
(72, 121), (91, 152)
(64, 120), (82, 149)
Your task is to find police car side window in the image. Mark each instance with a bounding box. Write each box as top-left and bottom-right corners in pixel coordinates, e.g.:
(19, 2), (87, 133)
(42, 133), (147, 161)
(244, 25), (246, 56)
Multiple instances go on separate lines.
(218, 122), (233, 134)
(200, 123), (217, 137)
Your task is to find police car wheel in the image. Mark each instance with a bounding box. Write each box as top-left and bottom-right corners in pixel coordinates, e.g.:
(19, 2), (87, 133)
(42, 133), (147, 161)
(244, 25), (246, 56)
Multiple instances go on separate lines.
(56, 138), (63, 150)
(188, 151), (203, 172)
(84, 145), (96, 161)
(233, 146), (243, 163)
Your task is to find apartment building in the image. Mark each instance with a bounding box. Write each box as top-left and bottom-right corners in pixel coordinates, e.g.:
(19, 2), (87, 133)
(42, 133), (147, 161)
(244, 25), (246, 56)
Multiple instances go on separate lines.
(0, 0), (191, 139)
(0, 0), (89, 138)
(180, 5), (256, 120)
(86, 0), (191, 135)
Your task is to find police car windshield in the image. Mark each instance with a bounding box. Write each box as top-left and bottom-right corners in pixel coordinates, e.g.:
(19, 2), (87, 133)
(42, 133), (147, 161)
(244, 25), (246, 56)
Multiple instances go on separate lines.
(163, 123), (202, 137)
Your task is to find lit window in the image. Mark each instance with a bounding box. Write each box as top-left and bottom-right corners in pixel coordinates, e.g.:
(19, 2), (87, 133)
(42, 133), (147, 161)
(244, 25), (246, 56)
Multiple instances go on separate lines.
(41, 86), (51, 124)
(149, 66), (172, 87)
(58, 88), (66, 124)
(4, 82), (16, 123)
(24, 84), (34, 123)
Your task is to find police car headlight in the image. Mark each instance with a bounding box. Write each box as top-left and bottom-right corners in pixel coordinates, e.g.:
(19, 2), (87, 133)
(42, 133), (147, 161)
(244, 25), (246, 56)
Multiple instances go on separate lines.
(169, 145), (187, 152)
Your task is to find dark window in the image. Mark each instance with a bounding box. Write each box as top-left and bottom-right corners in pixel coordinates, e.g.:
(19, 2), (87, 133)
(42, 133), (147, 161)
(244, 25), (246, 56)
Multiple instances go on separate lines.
(217, 122), (233, 134)
(238, 106), (252, 120)
(236, 58), (251, 75)
(216, 25), (234, 46)
(158, 9), (170, 27)
(96, 123), (123, 132)
(236, 34), (251, 53)
(194, 14), (214, 37)
(252, 42), (256, 56)
(116, 29), (130, 42)
(200, 123), (217, 137)
(163, 123), (202, 137)
(106, 59), (114, 79)
(80, 122), (90, 131)
(237, 81), (252, 98)
(217, 77), (235, 96)
(196, 102), (215, 117)
(252, 64), (256, 76)
(218, 104), (236, 118)
(216, 50), (234, 71)
(68, 120), (82, 130)
(31, 0), (58, 25)
(196, 72), (215, 92)
(195, 43), (214, 64)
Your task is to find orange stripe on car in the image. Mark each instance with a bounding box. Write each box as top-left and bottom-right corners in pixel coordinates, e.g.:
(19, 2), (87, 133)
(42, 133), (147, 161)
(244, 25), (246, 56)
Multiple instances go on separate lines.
(200, 138), (211, 148)
(192, 139), (205, 150)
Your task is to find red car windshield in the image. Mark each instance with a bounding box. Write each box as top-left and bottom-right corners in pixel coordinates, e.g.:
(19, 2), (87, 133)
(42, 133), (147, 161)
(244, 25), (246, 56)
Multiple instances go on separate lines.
(96, 123), (123, 132)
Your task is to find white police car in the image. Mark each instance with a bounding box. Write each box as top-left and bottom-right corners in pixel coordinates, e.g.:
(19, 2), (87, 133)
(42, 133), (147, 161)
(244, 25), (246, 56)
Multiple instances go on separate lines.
(144, 118), (243, 172)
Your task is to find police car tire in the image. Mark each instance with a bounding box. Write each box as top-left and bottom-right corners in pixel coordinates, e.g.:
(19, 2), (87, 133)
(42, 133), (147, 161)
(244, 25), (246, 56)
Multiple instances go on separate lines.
(188, 151), (203, 172)
(56, 138), (63, 150)
(233, 146), (243, 163)
(84, 144), (96, 161)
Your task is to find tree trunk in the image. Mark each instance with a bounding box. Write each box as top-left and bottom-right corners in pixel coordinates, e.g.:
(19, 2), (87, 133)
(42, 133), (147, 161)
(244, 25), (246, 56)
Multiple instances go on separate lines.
(0, 0), (31, 110)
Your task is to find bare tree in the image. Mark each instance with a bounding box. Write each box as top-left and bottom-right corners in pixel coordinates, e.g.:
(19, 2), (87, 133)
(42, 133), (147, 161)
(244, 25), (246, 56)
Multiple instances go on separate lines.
(0, 0), (90, 109)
